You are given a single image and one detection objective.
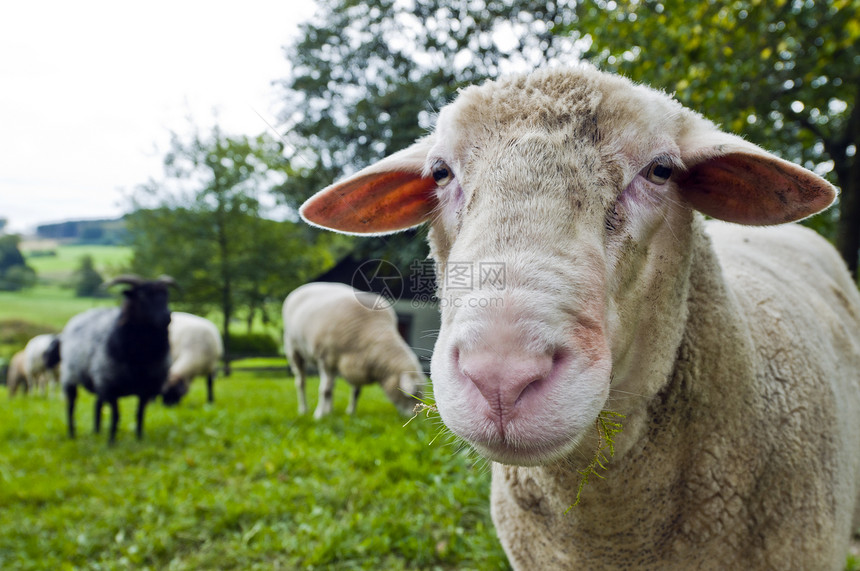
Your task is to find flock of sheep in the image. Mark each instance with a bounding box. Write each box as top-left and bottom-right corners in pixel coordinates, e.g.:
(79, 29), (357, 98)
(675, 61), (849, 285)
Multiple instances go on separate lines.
(5, 66), (860, 569)
(7, 276), (227, 441)
(6, 278), (425, 442)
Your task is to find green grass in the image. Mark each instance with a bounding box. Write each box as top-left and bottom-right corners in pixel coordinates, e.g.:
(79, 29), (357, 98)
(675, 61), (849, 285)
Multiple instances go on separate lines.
(232, 357), (289, 369)
(24, 245), (132, 282)
(0, 372), (508, 570)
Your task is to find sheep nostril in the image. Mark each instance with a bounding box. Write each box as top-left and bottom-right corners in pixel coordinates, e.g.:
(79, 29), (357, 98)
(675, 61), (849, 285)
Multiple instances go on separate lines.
(456, 346), (557, 417)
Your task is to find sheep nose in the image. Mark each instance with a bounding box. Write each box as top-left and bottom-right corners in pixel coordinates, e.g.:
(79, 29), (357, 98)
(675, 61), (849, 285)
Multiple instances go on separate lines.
(456, 346), (557, 422)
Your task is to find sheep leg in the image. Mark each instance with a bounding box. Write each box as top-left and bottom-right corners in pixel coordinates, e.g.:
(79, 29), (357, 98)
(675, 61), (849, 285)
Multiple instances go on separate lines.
(314, 365), (335, 419)
(347, 385), (361, 415)
(295, 372), (308, 415)
(94, 397), (104, 433)
(47, 372), (56, 397)
(135, 396), (147, 440)
(64, 384), (77, 438)
(206, 373), (214, 403)
(108, 399), (120, 444)
(290, 353), (308, 415)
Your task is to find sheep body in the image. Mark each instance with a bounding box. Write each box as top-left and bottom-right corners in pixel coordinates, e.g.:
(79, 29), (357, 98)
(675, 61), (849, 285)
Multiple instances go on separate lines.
(24, 334), (59, 396)
(161, 311), (223, 405)
(490, 220), (860, 570)
(52, 276), (174, 442)
(300, 67), (860, 569)
(6, 350), (28, 397)
(283, 282), (423, 417)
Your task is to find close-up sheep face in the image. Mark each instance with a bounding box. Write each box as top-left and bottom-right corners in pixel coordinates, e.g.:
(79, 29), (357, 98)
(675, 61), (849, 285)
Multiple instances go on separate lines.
(300, 66), (834, 467)
(118, 283), (173, 329)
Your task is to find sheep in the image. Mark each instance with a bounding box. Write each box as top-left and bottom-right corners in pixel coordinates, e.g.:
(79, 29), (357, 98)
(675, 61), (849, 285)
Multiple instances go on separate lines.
(6, 350), (28, 397)
(46, 275), (176, 443)
(23, 334), (59, 396)
(161, 311), (223, 405)
(299, 66), (860, 570)
(282, 282), (424, 418)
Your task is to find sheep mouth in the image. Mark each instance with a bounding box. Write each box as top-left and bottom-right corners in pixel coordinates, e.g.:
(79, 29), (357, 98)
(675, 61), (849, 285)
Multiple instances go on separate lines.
(467, 428), (583, 467)
(161, 384), (187, 406)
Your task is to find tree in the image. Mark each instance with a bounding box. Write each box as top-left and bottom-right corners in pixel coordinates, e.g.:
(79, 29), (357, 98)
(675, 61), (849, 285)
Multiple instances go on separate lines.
(278, 0), (859, 274)
(232, 216), (349, 331)
(566, 0), (859, 274)
(72, 255), (104, 297)
(0, 234), (36, 291)
(128, 126), (347, 362)
(276, 0), (580, 269)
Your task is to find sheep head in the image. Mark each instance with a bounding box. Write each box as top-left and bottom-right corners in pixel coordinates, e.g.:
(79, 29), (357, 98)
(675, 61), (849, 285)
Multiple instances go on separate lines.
(161, 375), (190, 406)
(381, 370), (425, 417)
(301, 67), (835, 466)
(106, 275), (177, 329)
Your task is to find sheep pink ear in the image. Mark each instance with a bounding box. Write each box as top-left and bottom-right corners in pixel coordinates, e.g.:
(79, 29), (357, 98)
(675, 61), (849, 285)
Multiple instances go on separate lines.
(300, 138), (438, 235)
(677, 132), (836, 225)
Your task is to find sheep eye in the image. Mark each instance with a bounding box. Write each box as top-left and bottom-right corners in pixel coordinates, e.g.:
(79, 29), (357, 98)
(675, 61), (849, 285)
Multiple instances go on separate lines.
(431, 159), (453, 187)
(644, 158), (674, 185)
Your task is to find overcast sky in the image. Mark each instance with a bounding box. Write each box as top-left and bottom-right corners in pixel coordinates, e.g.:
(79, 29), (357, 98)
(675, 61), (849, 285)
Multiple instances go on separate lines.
(0, 1), (317, 234)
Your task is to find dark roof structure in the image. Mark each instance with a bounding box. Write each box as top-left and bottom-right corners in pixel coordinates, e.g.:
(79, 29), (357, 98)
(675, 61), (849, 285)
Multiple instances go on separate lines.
(313, 255), (436, 302)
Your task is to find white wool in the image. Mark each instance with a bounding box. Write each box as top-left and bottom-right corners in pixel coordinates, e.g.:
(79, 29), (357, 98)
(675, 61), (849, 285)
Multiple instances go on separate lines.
(6, 350), (28, 397)
(23, 333), (59, 396)
(282, 282), (424, 418)
(164, 312), (223, 404)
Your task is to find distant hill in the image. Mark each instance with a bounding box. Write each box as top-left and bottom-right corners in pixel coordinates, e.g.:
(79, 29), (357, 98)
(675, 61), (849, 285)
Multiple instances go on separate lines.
(36, 217), (127, 245)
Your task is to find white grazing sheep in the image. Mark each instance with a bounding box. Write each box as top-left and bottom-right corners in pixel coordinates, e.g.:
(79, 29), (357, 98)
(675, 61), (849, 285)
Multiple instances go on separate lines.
(161, 312), (223, 405)
(6, 350), (28, 397)
(283, 282), (424, 418)
(299, 66), (860, 569)
(24, 334), (59, 396)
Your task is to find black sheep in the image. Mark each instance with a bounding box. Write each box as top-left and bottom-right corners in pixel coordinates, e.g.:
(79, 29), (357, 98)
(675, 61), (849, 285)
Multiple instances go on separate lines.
(45, 275), (176, 443)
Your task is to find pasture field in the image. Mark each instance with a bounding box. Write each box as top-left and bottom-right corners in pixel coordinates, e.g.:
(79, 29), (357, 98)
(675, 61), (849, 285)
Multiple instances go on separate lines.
(0, 285), (118, 331)
(0, 244), (133, 332)
(0, 369), (509, 570)
(4, 242), (282, 352)
(23, 244), (133, 282)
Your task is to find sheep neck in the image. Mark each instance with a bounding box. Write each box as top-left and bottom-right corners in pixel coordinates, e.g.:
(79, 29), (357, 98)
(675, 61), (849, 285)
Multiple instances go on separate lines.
(107, 320), (170, 366)
(371, 340), (417, 392)
(492, 219), (762, 558)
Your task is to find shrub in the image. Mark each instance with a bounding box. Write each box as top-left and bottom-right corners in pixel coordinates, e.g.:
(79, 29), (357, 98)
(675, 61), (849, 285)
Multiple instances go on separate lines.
(26, 250), (58, 258)
(0, 320), (56, 360)
(227, 332), (279, 357)
(72, 255), (106, 298)
(0, 265), (36, 291)
(0, 235), (36, 291)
